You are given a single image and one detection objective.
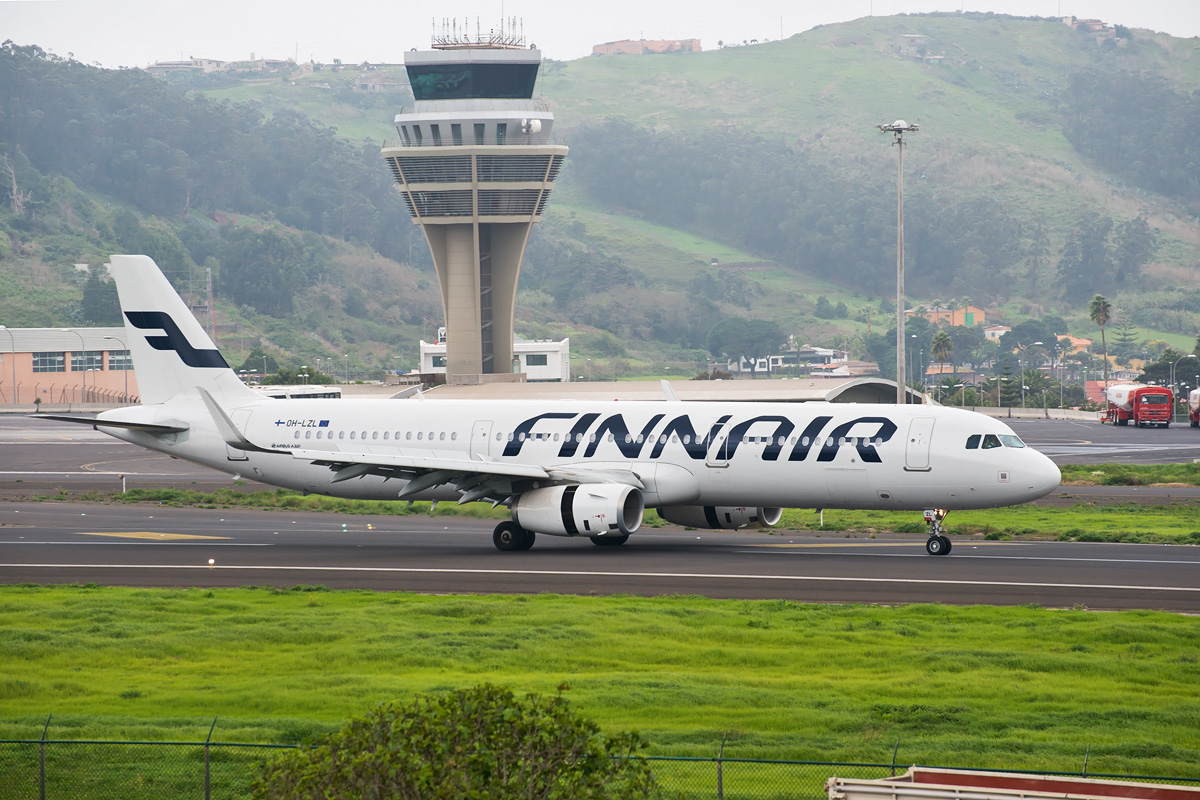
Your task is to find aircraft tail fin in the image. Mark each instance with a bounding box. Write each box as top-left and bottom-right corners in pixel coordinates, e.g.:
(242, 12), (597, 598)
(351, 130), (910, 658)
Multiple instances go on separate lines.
(107, 255), (259, 405)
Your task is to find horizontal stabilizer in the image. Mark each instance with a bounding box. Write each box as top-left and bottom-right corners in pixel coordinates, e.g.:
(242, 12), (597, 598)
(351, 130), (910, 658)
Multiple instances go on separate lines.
(33, 414), (189, 434)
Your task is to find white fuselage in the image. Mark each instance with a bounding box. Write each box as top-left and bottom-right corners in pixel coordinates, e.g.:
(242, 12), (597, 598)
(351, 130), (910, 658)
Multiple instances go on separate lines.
(101, 396), (1061, 512)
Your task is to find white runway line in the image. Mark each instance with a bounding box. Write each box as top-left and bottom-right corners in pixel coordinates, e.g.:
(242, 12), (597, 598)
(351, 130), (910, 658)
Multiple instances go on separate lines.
(1, 563), (1198, 593)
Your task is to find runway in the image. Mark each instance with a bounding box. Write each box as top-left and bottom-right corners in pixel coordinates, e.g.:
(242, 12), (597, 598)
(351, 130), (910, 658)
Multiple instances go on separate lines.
(3, 414), (1200, 612)
(2, 501), (1199, 612)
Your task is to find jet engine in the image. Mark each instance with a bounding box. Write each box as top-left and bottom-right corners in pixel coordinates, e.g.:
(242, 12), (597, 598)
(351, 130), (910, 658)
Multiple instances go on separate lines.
(513, 484), (644, 537)
(656, 505), (783, 530)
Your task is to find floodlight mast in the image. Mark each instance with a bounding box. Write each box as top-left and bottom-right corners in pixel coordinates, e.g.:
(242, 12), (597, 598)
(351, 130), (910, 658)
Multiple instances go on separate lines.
(879, 120), (918, 405)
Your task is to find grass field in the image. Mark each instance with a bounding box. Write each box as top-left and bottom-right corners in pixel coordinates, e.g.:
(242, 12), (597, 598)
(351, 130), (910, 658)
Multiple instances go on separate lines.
(1, 586), (1199, 779)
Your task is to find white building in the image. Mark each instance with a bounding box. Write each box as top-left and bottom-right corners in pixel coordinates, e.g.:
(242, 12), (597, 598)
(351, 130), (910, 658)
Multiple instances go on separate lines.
(421, 337), (571, 382)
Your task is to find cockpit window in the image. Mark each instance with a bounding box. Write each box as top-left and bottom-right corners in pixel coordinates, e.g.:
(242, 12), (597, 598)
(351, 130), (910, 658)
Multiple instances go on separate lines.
(981, 434), (1003, 449)
(999, 435), (1026, 448)
(966, 434), (981, 450)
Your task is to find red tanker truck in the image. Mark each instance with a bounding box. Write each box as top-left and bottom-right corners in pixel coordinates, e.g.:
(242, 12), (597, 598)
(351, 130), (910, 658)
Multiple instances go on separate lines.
(1103, 383), (1173, 427)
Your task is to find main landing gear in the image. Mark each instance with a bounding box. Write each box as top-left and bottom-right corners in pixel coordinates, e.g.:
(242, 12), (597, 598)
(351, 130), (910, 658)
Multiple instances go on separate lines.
(923, 508), (952, 556)
(493, 521), (535, 552)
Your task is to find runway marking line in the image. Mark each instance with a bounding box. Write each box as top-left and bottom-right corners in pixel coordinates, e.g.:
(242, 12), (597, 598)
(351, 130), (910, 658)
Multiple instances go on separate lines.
(744, 541), (1030, 549)
(78, 532), (232, 541)
(3, 564), (1197, 594)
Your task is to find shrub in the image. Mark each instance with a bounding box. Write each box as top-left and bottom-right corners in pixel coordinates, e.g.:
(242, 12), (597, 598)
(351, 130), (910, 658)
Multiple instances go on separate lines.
(252, 684), (655, 799)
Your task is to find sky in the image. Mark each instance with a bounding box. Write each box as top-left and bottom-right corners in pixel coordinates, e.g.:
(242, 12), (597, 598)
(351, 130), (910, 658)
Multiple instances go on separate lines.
(2, 0), (1199, 67)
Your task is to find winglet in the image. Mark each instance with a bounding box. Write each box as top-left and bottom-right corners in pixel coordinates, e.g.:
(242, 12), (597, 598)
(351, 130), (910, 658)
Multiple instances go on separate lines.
(661, 380), (680, 403)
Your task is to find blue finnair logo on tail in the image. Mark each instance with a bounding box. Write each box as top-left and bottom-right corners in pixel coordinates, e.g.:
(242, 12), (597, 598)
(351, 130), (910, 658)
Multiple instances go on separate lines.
(124, 311), (229, 369)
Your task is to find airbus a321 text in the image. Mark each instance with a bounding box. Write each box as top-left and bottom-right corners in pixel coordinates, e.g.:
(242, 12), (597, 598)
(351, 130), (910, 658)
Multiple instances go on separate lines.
(41, 256), (1061, 554)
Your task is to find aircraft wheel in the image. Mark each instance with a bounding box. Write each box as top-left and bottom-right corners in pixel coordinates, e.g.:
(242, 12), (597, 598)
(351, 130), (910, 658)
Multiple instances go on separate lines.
(590, 534), (629, 547)
(938, 535), (952, 555)
(925, 536), (947, 556)
(493, 521), (525, 552)
(517, 529), (536, 551)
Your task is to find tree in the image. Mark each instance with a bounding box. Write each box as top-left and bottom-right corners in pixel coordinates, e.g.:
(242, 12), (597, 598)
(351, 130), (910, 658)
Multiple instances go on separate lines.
(252, 684), (655, 800)
(707, 317), (783, 377)
(80, 269), (121, 325)
(1089, 294), (1113, 387)
(931, 330), (953, 374)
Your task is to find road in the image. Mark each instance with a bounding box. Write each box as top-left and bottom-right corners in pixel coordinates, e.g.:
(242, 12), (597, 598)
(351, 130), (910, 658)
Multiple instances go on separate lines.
(1, 501), (1198, 611)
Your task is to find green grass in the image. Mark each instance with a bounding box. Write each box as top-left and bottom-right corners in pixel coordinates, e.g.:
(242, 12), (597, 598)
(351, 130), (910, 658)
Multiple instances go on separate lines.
(1, 586), (1199, 778)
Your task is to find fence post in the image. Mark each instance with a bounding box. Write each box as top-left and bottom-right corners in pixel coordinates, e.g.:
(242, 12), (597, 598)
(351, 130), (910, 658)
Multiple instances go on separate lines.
(891, 739), (900, 777)
(717, 732), (727, 800)
(1082, 744), (1090, 778)
(39, 714), (51, 800)
(205, 717), (218, 800)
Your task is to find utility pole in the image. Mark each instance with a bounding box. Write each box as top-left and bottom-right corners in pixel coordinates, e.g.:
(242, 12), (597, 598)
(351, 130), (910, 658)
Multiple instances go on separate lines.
(879, 120), (918, 404)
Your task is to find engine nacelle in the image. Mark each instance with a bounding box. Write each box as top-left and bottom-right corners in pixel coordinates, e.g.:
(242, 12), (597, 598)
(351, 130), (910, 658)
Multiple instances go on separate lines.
(513, 484), (643, 538)
(656, 505), (783, 530)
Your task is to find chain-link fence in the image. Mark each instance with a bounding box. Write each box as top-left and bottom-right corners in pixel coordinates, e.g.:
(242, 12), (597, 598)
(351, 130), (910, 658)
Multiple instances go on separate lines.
(2, 739), (1199, 800)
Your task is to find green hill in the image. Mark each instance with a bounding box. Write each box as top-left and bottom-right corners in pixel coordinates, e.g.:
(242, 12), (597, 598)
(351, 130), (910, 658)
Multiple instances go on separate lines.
(3, 14), (1200, 380)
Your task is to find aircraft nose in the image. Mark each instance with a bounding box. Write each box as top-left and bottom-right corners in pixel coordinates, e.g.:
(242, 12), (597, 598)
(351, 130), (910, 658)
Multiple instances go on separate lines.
(1027, 451), (1061, 499)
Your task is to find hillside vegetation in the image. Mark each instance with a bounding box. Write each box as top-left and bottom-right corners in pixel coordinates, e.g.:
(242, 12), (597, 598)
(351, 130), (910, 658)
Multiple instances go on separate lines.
(2, 14), (1200, 377)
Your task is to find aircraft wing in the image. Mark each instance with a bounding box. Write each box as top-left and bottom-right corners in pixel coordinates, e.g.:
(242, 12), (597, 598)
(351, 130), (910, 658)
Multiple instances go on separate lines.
(288, 447), (644, 504)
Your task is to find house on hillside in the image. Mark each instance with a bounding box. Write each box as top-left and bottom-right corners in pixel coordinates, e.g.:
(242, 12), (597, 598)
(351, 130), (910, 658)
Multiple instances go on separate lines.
(907, 305), (986, 327)
(592, 38), (701, 55)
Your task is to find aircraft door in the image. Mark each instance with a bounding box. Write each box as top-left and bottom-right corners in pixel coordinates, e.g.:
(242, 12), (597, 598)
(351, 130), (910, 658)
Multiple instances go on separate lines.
(705, 424), (732, 468)
(470, 420), (493, 459)
(904, 417), (935, 472)
(226, 409), (252, 461)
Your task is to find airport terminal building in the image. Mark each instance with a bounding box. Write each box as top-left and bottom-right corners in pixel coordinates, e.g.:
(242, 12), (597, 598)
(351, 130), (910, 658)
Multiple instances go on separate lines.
(0, 327), (139, 406)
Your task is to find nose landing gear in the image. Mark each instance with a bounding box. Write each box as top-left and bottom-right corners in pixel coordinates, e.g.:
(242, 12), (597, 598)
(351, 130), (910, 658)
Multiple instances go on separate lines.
(923, 508), (952, 556)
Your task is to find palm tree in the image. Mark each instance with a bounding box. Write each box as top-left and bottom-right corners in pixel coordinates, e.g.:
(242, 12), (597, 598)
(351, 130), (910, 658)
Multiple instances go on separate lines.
(1089, 294), (1113, 389)
(931, 331), (953, 401)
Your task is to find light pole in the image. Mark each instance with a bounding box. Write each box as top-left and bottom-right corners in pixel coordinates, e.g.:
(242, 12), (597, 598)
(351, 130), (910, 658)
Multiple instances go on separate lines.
(880, 119), (918, 405)
(344, 355), (349, 383)
(909, 334), (917, 399)
(953, 383), (965, 408)
(1016, 341), (1043, 409)
(300, 365), (309, 385)
(1170, 353), (1196, 422)
(103, 335), (128, 403)
(61, 329), (86, 404)
(0, 325), (14, 405)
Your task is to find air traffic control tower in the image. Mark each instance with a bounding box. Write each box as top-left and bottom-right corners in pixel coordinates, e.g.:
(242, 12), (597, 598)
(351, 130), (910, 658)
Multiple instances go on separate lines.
(383, 22), (567, 380)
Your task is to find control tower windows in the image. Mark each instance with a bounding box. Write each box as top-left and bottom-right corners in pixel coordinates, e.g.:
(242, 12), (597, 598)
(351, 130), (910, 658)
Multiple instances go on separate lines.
(413, 126), (423, 145)
(431, 124), (442, 146)
(496, 123), (507, 145)
(451, 124), (462, 146)
(406, 63), (538, 101)
(474, 124), (485, 145)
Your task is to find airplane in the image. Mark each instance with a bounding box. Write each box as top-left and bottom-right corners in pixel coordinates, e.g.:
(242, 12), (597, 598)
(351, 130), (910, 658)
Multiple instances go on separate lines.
(41, 255), (1061, 555)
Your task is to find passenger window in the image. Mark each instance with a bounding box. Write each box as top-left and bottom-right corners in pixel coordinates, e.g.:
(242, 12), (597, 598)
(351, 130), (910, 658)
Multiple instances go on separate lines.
(383, 432), (389, 440)
(982, 434), (1002, 449)
(294, 431), (300, 439)
(305, 431), (311, 439)
(439, 432), (446, 441)
(406, 432), (412, 440)
(451, 432), (457, 441)
(966, 434), (981, 449)
(338, 431), (345, 440)
(372, 431), (378, 440)
(350, 431), (356, 440)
